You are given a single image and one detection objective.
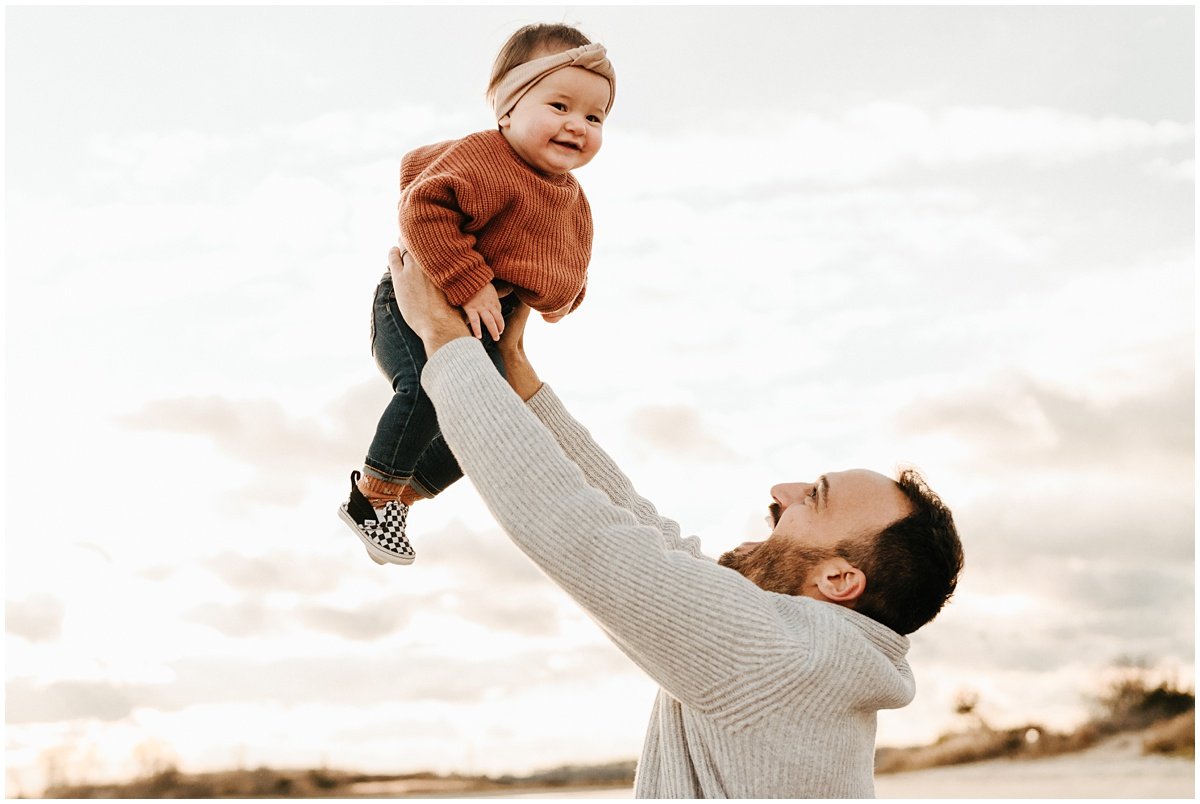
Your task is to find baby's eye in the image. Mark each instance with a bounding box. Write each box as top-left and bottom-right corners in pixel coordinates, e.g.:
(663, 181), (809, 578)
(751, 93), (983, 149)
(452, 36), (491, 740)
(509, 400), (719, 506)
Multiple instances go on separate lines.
(550, 102), (567, 111)
(587, 115), (603, 124)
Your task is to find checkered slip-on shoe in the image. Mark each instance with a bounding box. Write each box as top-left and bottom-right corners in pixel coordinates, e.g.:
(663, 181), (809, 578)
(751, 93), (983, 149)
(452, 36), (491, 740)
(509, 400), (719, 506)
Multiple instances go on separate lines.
(338, 471), (416, 565)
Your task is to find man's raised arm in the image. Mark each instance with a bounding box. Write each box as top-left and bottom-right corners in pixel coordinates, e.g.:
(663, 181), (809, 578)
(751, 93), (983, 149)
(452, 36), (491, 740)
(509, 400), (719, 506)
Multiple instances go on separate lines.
(386, 247), (787, 715)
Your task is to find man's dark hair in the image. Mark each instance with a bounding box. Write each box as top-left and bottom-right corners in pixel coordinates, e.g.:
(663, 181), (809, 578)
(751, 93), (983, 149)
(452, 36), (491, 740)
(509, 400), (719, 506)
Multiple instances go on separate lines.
(838, 468), (964, 635)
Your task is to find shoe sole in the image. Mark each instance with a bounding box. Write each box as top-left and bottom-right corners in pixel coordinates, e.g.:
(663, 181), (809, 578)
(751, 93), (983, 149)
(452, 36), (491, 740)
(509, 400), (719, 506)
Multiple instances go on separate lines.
(337, 506), (415, 566)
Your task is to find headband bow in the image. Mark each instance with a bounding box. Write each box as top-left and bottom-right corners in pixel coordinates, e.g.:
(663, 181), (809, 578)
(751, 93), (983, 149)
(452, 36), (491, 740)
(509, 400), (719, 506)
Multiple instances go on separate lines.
(491, 42), (616, 121)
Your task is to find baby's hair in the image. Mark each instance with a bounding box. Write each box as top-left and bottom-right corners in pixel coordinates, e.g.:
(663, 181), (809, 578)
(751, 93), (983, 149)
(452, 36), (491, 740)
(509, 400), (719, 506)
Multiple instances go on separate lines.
(486, 23), (592, 107)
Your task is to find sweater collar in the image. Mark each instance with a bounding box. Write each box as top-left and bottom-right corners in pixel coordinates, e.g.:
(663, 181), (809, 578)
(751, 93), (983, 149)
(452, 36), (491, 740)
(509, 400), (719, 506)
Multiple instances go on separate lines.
(829, 604), (910, 662)
(485, 129), (576, 187)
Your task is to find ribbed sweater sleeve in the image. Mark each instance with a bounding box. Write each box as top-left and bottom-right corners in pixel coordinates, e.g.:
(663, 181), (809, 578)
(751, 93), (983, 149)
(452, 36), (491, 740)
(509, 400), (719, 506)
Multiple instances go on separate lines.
(524, 384), (705, 559)
(400, 148), (497, 307)
(423, 338), (841, 719)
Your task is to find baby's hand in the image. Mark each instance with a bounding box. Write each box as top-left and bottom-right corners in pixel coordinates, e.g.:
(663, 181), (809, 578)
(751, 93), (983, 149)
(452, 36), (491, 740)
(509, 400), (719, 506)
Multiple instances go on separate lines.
(462, 283), (504, 341)
(541, 302), (571, 324)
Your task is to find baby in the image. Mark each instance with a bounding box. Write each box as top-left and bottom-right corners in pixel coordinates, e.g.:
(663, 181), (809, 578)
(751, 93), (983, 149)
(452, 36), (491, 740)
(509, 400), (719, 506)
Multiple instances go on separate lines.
(339, 23), (616, 565)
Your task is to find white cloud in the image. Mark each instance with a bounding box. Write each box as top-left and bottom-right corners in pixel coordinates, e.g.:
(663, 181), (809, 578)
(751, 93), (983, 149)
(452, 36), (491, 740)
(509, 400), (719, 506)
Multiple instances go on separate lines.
(1143, 156), (1195, 182)
(628, 404), (739, 461)
(589, 104), (1194, 197)
(6, 596), (66, 643)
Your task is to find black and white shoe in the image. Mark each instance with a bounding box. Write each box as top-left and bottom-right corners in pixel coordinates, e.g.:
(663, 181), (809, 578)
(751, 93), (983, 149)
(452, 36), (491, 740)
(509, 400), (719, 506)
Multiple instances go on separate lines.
(338, 471), (415, 565)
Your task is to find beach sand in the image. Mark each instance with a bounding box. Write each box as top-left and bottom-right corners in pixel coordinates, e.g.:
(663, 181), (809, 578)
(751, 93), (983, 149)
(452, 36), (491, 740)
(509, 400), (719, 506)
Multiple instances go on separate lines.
(874, 733), (1193, 799)
(496, 734), (1194, 799)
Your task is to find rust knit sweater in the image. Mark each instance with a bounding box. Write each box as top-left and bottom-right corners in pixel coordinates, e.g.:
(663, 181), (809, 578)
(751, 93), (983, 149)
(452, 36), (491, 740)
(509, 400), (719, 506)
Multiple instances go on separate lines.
(399, 129), (592, 314)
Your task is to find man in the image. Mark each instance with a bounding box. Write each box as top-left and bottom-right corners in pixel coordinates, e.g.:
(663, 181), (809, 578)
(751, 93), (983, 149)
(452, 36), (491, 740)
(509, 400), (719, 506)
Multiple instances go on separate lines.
(379, 246), (964, 798)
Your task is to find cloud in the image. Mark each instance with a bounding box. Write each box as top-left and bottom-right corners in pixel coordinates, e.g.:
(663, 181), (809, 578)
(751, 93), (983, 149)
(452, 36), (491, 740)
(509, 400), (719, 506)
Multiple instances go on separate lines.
(185, 593), (415, 641)
(203, 552), (346, 595)
(627, 404), (738, 461)
(594, 104), (1194, 197)
(917, 561), (1194, 679)
(186, 597), (283, 639)
(883, 105), (1192, 167)
(296, 599), (414, 641)
(6, 595), (66, 642)
(118, 381), (388, 506)
(1143, 156), (1195, 182)
(88, 129), (233, 188)
(898, 369), (1194, 470)
(188, 521), (567, 641)
(77, 106), (475, 198)
(958, 485), (1193, 571)
(6, 679), (135, 724)
(397, 523), (571, 638)
(5, 641), (640, 725)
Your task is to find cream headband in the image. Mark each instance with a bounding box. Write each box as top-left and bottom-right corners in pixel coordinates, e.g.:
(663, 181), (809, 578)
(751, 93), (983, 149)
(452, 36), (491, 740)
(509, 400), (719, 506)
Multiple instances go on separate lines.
(491, 42), (616, 121)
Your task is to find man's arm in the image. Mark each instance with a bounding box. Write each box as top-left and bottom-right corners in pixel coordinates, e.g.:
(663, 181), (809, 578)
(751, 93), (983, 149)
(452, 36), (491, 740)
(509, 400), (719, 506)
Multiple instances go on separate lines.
(496, 297), (704, 556)
(390, 248), (797, 716)
(387, 245), (472, 352)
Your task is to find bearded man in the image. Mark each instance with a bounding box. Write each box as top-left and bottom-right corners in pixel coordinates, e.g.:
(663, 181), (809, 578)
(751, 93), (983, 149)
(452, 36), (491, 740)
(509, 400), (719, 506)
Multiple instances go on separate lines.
(376, 245), (964, 798)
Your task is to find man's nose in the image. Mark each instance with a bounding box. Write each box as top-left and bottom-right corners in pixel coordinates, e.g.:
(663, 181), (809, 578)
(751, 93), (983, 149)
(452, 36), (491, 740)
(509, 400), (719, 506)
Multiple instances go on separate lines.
(770, 482), (813, 506)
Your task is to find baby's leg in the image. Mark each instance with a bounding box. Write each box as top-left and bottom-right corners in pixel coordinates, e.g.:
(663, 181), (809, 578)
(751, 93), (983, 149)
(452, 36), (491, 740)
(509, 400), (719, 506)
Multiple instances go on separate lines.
(361, 273), (439, 500)
(402, 335), (510, 502)
(338, 274), (430, 565)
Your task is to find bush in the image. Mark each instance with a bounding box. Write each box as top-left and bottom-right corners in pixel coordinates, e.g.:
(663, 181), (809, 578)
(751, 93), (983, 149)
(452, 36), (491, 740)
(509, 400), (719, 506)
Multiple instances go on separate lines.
(1142, 710), (1195, 758)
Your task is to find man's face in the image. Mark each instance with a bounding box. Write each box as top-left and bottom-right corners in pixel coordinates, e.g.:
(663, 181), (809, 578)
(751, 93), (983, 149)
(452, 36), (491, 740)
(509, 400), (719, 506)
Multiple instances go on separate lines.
(718, 469), (912, 596)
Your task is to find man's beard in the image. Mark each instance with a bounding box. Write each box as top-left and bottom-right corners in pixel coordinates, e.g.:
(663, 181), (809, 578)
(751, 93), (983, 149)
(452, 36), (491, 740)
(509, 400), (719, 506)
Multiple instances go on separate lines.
(718, 537), (835, 597)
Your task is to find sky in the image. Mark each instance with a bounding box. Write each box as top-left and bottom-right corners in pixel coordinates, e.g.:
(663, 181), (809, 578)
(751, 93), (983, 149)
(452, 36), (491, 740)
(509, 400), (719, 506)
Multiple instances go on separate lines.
(4, 3), (1195, 796)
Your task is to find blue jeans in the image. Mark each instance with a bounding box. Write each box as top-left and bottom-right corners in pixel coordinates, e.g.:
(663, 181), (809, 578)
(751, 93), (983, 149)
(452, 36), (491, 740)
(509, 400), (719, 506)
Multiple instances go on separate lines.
(364, 272), (515, 498)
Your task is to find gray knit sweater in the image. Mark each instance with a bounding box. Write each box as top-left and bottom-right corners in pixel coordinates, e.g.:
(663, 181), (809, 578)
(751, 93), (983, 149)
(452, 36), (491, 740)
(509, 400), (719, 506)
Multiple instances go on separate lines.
(423, 338), (915, 798)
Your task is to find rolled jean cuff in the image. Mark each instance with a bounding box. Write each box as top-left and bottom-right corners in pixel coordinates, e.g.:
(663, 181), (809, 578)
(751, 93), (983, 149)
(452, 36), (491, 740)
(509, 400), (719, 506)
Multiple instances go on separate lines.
(362, 464), (434, 499)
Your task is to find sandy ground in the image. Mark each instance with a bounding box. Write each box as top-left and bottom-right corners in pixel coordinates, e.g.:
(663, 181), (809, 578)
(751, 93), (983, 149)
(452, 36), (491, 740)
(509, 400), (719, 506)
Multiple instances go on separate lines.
(874, 733), (1193, 799)
(494, 734), (1195, 799)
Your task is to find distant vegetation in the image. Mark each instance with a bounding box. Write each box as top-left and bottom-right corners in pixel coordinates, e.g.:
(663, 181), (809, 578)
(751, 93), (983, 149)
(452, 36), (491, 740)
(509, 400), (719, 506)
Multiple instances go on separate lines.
(34, 659), (1193, 798)
(38, 760), (639, 799)
(875, 658), (1194, 774)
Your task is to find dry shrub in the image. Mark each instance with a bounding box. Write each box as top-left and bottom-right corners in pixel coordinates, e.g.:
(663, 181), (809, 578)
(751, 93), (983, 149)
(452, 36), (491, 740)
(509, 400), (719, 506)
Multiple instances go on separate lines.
(875, 728), (1025, 774)
(1142, 710), (1195, 758)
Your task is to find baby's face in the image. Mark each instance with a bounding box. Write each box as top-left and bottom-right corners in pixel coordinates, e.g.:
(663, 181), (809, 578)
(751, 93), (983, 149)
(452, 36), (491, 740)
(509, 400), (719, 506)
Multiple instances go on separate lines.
(499, 66), (609, 176)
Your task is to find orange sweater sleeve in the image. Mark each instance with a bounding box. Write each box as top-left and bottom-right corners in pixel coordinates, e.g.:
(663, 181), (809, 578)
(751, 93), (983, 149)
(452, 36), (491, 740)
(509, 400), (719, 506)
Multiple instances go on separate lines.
(399, 149), (498, 307)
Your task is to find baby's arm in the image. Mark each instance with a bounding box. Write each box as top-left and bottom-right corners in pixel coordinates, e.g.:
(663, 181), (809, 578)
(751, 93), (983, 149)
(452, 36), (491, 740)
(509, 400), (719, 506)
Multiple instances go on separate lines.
(400, 175), (494, 307)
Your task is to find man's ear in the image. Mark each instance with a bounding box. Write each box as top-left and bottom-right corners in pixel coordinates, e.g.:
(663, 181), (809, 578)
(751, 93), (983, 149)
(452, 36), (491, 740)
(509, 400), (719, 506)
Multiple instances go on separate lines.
(815, 558), (866, 605)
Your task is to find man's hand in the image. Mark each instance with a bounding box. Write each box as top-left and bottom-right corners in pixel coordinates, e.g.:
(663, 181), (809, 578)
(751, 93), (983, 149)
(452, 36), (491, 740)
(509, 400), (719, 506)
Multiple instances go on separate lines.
(388, 246), (470, 356)
(462, 282), (505, 341)
(497, 299), (543, 402)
